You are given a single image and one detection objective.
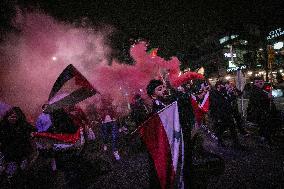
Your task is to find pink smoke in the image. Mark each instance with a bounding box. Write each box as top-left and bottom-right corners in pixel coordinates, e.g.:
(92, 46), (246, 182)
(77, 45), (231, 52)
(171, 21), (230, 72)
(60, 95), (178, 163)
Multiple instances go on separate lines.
(0, 9), (198, 121)
(0, 10), (113, 120)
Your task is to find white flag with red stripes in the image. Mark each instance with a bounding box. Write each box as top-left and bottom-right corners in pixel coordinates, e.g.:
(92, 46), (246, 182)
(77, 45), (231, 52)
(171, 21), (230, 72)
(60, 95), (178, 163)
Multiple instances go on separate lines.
(139, 101), (184, 189)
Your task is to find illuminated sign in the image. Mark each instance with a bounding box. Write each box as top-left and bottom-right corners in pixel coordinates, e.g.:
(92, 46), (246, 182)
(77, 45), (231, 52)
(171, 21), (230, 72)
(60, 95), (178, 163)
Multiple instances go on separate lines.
(227, 60), (246, 72)
(227, 65), (247, 72)
(224, 53), (237, 58)
(267, 28), (284, 40)
(273, 42), (283, 49)
(228, 61), (237, 68)
(219, 35), (239, 44)
(219, 36), (229, 44)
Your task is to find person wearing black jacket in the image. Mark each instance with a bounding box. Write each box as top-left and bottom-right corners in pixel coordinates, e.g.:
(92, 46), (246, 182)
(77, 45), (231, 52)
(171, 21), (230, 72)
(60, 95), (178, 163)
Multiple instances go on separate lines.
(130, 94), (150, 125)
(247, 77), (274, 144)
(225, 82), (247, 135)
(0, 107), (35, 178)
(146, 78), (199, 188)
(210, 80), (239, 148)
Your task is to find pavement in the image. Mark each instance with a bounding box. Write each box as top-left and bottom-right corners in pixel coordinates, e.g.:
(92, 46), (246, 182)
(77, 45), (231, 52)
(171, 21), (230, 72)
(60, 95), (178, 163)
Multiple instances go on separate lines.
(1, 122), (283, 189)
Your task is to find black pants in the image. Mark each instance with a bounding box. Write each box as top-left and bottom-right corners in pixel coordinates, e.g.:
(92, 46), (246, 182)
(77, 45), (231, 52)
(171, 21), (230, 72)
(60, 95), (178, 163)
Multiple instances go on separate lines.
(257, 113), (273, 143)
(214, 117), (239, 146)
(232, 110), (246, 134)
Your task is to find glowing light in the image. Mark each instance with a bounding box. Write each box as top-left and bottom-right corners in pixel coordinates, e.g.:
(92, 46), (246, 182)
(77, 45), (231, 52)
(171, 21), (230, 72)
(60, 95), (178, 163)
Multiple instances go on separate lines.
(273, 42), (283, 50)
(279, 69), (283, 73)
(259, 71), (265, 75)
(225, 75), (231, 80)
(197, 67), (205, 75)
(224, 53), (237, 58)
(148, 48), (158, 58)
(264, 85), (272, 92)
(52, 56), (57, 61)
(272, 89), (283, 97)
(247, 71), (253, 75)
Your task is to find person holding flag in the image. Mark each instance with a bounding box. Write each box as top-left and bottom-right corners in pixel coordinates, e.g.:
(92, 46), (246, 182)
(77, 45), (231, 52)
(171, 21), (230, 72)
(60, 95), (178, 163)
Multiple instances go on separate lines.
(32, 64), (98, 163)
(142, 72), (202, 189)
(189, 79), (210, 136)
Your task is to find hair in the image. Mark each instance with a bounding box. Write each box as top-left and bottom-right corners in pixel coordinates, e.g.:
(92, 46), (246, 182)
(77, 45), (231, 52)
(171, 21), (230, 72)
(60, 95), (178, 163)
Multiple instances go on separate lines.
(215, 79), (227, 88)
(1, 106), (28, 126)
(42, 103), (49, 110)
(191, 79), (205, 94)
(146, 79), (163, 97)
(253, 76), (264, 81)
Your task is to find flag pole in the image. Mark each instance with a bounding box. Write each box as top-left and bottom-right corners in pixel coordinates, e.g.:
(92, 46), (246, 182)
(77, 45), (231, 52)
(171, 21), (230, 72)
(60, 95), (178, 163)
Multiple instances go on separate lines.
(241, 93), (244, 117)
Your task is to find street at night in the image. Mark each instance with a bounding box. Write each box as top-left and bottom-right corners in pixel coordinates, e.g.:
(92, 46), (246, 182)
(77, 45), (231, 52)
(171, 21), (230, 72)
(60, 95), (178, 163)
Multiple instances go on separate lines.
(0, 1), (283, 189)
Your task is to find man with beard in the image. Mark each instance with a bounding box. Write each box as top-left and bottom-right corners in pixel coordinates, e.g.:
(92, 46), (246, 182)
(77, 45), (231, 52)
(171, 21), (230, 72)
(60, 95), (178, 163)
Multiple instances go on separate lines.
(146, 79), (172, 113)
(146, 79), (195, 188)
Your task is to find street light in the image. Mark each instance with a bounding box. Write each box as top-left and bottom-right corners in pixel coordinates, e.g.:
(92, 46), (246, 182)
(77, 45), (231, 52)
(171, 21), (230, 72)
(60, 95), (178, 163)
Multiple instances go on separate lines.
(247, 71), (253, 75)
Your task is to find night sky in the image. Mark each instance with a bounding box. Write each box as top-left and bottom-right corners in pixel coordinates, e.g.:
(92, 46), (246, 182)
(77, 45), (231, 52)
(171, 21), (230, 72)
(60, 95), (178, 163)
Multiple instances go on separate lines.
(1, 0), (284, 61)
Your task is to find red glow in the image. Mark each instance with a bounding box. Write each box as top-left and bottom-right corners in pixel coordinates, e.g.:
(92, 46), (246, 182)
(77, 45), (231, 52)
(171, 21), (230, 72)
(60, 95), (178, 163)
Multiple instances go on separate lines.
(264, 85), (272, 92)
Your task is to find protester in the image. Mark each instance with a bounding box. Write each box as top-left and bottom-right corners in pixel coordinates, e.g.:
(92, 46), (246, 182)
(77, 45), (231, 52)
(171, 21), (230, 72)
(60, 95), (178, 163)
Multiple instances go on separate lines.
(49, 108), (78, 134)
(246, 76), (277, 144)
(146, 79), (171, 113)
(190, 79), (210, 135)
(130, 94), (150, 125)
(224, 82), (247, 135)
(210, 80), (240, 148)
(98, 96), (120, 161)
(35, 104), (52, 132)
(146, 78), (196, 188)
(0, 107), (35, 178)
(66, 105), (96, 141)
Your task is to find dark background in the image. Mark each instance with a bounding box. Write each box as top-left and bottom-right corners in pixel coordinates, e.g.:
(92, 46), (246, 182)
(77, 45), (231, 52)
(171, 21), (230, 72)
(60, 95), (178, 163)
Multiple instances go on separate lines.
(1, 0), (283, 70)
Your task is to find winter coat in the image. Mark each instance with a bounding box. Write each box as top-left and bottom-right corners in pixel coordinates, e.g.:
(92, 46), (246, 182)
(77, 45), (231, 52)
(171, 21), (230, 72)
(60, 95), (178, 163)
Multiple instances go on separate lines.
(209, 89), (234, 121)
(0, 122), (34, 162)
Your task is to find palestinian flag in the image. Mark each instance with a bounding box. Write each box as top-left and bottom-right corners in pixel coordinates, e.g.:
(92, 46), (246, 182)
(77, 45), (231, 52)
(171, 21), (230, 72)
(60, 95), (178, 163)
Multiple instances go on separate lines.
(46, 64), (98, 111)
(139, 102), (184, 189)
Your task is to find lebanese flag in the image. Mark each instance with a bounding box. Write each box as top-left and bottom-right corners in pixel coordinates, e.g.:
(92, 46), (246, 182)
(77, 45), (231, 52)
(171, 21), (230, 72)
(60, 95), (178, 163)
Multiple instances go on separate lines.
(46, 64), (98, 111)
(139, 102), (184, 189)
(190, 92), (210, 125)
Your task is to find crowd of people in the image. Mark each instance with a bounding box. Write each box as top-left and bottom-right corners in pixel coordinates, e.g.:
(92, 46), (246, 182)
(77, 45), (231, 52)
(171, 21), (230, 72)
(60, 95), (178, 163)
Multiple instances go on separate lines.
(0, 72), (282, 188)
